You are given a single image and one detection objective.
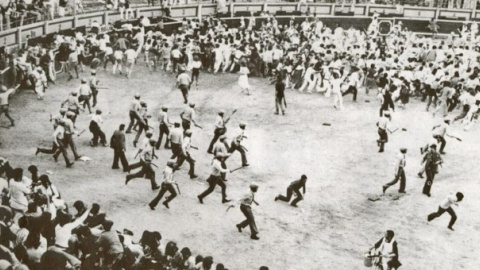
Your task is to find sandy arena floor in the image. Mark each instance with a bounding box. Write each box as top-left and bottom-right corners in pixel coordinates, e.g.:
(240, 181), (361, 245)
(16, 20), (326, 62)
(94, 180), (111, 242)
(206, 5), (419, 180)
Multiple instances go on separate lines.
(0, 61), (479, 270)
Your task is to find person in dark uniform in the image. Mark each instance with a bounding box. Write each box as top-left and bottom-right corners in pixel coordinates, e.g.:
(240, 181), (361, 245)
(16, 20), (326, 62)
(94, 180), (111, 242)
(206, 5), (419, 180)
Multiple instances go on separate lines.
(383, 148), (407, 194)
(275, 77), (286, 115)
(133, 101), (150, 148)
(89, 109), (107, 147)
(197, 152), (231, 204)
(275, 175), (307, 207)
(125, 139), (160, 190)
(110, 124), (129, 172)
(422, 144), (443, 197)
(156, 105), (172, 150)
(149, 161), (178, 210)
(379, 86), (394, 117)
(228, 183), (260, 240)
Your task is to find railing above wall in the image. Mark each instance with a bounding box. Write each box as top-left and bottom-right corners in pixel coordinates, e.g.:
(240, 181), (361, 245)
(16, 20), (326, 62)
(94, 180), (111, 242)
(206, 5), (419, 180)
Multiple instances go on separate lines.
(1, 2), (480, 50)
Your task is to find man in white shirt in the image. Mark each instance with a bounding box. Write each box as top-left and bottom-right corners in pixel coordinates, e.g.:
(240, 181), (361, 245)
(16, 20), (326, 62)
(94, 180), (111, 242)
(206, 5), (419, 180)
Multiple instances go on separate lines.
(197, 152), (232, 204)
(148, 161), (178, 210)
(89, 109), (107, 147)
(124, 47), (137, 79)
(228, 123), (249, 167)
(173, 130), (197, 179)
(382, 148), (407, 194)
(427, 192), (464, 231)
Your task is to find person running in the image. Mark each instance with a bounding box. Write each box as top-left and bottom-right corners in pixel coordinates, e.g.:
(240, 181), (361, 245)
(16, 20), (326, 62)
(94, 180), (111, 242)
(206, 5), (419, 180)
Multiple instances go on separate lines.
(427, 192), (464, 231)
(274, 175), (307, 207)
(382, 148), (407, 194)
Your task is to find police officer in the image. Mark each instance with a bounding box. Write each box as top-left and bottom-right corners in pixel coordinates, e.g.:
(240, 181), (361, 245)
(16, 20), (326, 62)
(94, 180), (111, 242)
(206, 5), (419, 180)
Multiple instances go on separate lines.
(125, 139), (160, 190)
(54, 111), (81, 161)
(275, 175), (307, 207)
(228, 122), (249, 167)
(36, 119), (74, 168)
(197, 152), (232, 204)
(89, 70), (99, 107)
(149, 161), (178, 210)
(229, 183), (260, 240)
(0, 86), (16, 127)
(50, 108), (66, 130)
(383, 148), (407, 194)
(207, 110), (226, 154)
(78, 78), (92, 114)
(180, 102), (199, 132)
(422, 144), (443, 197)
(125, 93), (143, 134)
(155, 105), (172, 150)
(168, 122), (183, 160)
(133, 101), (149, 148)
(61, 90), (84, 124)
(173, 129), (197, 179)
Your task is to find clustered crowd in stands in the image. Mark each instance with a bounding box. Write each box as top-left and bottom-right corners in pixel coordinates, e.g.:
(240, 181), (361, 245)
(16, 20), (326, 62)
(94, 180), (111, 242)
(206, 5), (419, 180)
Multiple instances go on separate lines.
(0, 157), (261, 269)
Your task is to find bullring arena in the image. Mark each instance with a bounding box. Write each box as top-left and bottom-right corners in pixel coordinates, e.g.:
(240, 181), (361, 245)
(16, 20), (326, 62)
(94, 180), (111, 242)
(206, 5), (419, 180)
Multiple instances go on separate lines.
(0, 0), (480, 269)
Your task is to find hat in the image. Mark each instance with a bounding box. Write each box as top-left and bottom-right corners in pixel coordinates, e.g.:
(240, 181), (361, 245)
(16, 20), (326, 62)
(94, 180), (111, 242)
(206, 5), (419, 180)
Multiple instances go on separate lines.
(71, 90), (77, 95)
(185, 130), (192, 136)
(162, 105), (168, 110)
(36, 66), (43, 71)
(400, 148), (407, 153)
(167, 160), (175, 166)
(219, 134), (226, 140)
(149, 139), (156, 145)
(189, 102), (195, 107)
(60, 108), (67, 113)
(140, 101), (147, 106)
(123, 229), (134, 236)
(430, 144), (437, 149)
(96, 109), (102, 114)
(250, 182), (258, 190)
(134, 93), (141, 98)
(239, 122), (246, 128)
(444, 117), (451, 123)
(66, 111), (75, 117)
(146, 130), (153, 135)
(81, 78), (87, 83)
(91, 70), (97, 75)
(384, 111), (391, 116)
(218, 110), (225, 115)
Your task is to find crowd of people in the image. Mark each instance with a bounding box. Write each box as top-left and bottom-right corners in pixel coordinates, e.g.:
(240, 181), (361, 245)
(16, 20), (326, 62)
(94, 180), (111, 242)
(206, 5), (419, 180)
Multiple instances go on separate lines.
(1, 5), (480, 269)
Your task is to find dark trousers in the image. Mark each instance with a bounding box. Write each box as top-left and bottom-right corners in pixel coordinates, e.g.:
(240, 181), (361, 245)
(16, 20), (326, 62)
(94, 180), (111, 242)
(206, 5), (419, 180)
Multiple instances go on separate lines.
(126, 161), (158, 189)
(277, 186), (303, 206)
(383, 168), (406, 193)
(170, 143), (182, 160)
(423, 168), (435, 196)
(179, 84), (189, 104)
(428, 206), (457, 228)
(78, 95), (91, 114)
(156, 124), (170, 149)
(454, 104), (469, 121)
(181, 119), (191, 131)
(342, 85), (357, 101)
(238, 204), (258, 236)
(175, 152), (195, 177)
(51, 141), (71, 165)
(54, 134), (80, 160)
(38, 142), (58, 155)
(172, 57), (180, 72)
(198, 175), (227, 201)
(92, 89), (98, 107)
(149, 182), (177, 207)
(378, 128), (388, 151)
(0, 106), (14, 125)
(434, 135), (446, 153)
(229, 142), (248, 165)
(126, 111), (140, 133)
(112, 148), (129, 170)
(133, 121), (148, 144)
(207, 128), (225, 153)
(89, 121), (106, 145)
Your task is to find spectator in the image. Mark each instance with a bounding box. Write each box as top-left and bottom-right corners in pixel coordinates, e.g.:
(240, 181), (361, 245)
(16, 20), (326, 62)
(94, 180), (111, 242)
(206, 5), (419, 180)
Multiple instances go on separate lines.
(14, 216), (29, 248)
(24, 231), (47, 265)
(96, 219), (124, 269)
(54, 205), (89, 250)
(9, 168), (31, 215)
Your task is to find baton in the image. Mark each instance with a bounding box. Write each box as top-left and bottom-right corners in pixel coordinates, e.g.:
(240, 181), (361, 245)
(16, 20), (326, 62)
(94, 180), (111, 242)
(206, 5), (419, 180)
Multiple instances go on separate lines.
(195, 124), (203, 129)
(224, 109), (237, 124)
(226, 205), (234, 212)
(240, 145), (248, 152)
(230, 166), (244, 173)
(175, 183), (181, 195)
(77, 129), (86, 136)
(389, 128), (399, 134)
